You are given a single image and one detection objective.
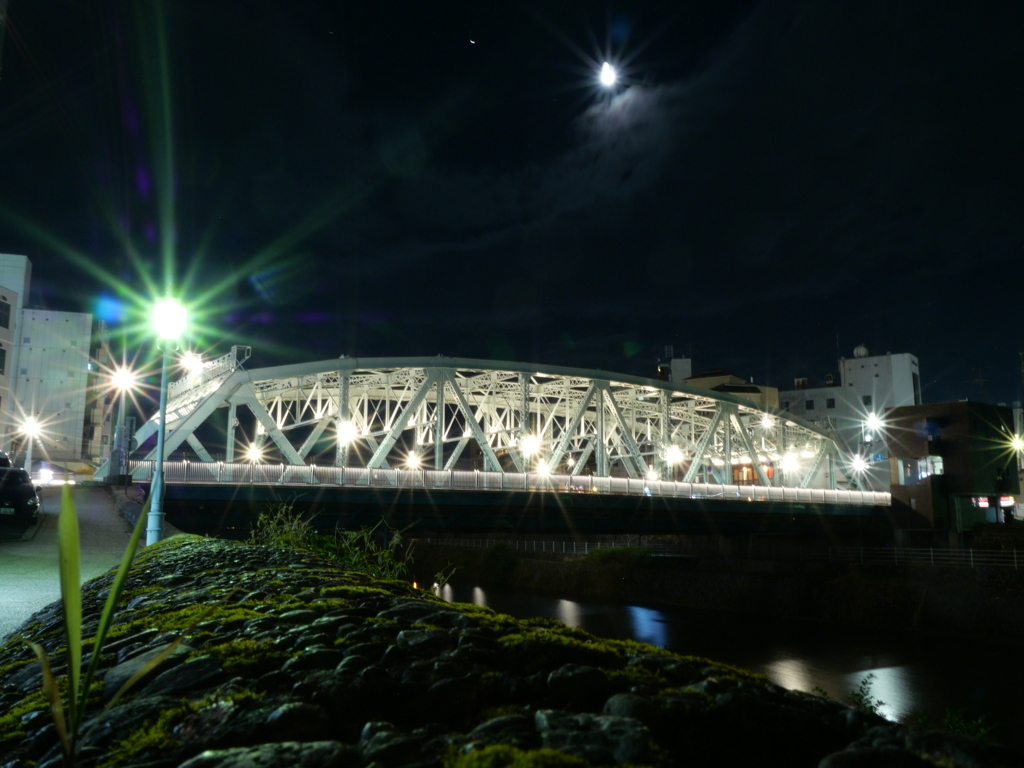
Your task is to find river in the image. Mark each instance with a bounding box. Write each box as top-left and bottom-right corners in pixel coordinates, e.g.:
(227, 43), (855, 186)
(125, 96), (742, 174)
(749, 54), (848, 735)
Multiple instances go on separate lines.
(435, 582), (1023, 748)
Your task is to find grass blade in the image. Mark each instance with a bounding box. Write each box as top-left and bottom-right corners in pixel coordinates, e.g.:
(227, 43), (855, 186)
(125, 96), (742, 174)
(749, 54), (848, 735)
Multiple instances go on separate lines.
(57, 485), (82, 738)
(76, 496), (150, 727)
(23, 638), (71, 763)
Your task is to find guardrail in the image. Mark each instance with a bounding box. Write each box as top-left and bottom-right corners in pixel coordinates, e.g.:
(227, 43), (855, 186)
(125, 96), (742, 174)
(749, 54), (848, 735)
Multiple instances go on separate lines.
(126, 460), (890, 506)
(420, 536), (1023, 570)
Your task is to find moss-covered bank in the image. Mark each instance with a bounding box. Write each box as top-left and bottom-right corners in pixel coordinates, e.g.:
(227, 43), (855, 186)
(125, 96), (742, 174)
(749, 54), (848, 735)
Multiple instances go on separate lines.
(0, 536), (1017, 768)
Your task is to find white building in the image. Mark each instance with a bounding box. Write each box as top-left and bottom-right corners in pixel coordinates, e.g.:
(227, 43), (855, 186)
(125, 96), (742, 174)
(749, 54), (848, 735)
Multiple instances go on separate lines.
(0, 253), (110, 468)
(17, 310), (95, 462)
(0, 283), (19, 429)
(778, 346), (922, 490)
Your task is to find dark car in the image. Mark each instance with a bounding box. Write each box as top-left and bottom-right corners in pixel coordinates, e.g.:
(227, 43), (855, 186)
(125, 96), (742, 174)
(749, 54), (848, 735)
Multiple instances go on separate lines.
(0, 468), (40, 526)
(0, 451), (11, 468)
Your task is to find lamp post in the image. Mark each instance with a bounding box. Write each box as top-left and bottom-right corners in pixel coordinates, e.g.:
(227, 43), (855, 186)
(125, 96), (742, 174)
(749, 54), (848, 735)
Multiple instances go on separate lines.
(22, 417), (40, 479)
(148, 298), (187, 546)
(110, 366), (136, 482)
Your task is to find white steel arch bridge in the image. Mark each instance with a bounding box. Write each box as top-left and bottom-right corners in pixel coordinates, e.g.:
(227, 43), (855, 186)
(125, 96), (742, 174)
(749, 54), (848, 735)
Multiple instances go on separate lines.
(101, 349), (877, 501)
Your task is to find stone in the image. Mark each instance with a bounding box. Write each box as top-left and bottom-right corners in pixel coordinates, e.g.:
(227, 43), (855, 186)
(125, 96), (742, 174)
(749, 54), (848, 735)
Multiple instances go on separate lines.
(819, 747), (934, 767)
(342, 641), (388, 662)
(465, 715), (541, 751)
(602, 693), (658, 727)
(177, 741), (361, 768)
(276, 609), (319, 624)
(535, 709), (650, 765)
(134, 654), (226, 698)
(101, 643), (195, 702)
(360, 722), (434, 765)
(336, 655), (371, 673)
(283, 648), (346, 672)
(396, 629), (448, 652)
(266, 702), (333, 741)
(546, 664), (610, 708)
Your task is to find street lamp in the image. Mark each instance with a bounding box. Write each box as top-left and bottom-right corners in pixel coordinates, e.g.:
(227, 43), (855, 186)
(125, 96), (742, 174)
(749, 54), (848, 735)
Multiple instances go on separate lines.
(148, 298), (188, 546)
(599, 62), (617, 87)
(110, 366), (136, 482)
(21, 417), (41, 479)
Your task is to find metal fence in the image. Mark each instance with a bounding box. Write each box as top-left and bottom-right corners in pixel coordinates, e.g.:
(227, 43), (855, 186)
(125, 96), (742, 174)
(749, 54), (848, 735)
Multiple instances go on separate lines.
(420, 536), (1024, 570)
(126, 460), (891, 507)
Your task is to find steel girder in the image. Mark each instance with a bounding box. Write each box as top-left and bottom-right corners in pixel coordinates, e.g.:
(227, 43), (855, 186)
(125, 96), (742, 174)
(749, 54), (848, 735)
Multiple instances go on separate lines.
(112, 356), (849, 489)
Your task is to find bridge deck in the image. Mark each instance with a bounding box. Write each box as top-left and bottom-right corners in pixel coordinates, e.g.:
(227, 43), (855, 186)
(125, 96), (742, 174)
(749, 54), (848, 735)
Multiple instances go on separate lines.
(146, 474), (893, 540)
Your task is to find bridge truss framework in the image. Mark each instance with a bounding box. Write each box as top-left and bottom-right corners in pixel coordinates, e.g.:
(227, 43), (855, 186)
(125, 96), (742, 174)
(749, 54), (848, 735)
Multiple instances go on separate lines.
(101, 352), (857, 491)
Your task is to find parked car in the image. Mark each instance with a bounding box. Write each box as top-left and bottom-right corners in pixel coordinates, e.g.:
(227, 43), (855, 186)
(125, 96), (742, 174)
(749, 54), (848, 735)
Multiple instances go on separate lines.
(0, 468), (40, 526)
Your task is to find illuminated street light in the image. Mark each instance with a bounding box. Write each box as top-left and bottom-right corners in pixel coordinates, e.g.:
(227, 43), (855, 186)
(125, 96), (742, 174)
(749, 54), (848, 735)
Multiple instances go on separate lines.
(646, 467), (658, 481)
(180, 351), (204, 375)
(21, 417), (41, 479)
(536, 459), (550, 476)
(782, 453), (799, 472)
(406, 452), (422, 469)
(110, 366), (137, 482)
(521, 434), (541, 457)
(337, 420), (359, 445)
(850, 455), (869, 474)
(1011, 434), (1024, 452)
(760, 414), (774, 429)
(148, 297), (188, 546)
(665, 445), (684, 465)
(865, 412), (883, 432)
(245, 443), (263, 462)
(599, 62), (617, 87)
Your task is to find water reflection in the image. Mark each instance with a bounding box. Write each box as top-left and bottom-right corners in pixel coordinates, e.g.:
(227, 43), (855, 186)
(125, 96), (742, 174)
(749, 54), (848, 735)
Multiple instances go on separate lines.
(847, 665), (914, 723)
(430, 582), (1024, 749)
(556, 599), (583, 628)
(628, 606), (668, 648)
(434, 583), (455, 602)
(765, 659), (816, 693)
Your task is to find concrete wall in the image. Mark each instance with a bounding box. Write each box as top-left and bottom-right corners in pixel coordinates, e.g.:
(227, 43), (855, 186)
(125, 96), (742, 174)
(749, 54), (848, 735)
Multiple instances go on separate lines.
(18, 310), (94, 461)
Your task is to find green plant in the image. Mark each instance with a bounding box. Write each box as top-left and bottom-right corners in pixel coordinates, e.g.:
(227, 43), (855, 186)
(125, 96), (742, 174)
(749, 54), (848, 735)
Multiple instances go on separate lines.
(16, 487), (159, 766)
(847, 673), (886, 716)
(247, 503), (416, 580)
(17, 488), (236, 767)
(434, 561), (458, 588)
(247, 502), (316, 549)
(941, 708), (995, 739)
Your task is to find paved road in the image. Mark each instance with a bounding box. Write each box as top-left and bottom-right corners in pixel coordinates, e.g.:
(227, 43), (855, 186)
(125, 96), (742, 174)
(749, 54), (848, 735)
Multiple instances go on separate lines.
(0, 486), (134, 641)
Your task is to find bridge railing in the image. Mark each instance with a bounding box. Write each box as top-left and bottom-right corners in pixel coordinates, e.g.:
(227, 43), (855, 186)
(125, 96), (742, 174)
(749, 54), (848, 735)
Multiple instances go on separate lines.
(123, 462), (888, 505)
(126, 460), (891, 506)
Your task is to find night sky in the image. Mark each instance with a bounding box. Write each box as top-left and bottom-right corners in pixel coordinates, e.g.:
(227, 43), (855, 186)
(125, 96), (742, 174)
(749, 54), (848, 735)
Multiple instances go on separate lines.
(0, 1), (1021, 403)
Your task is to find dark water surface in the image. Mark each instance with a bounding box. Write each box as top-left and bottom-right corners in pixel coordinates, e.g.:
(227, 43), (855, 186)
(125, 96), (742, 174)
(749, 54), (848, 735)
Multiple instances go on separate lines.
(436, 583), (1024, 748)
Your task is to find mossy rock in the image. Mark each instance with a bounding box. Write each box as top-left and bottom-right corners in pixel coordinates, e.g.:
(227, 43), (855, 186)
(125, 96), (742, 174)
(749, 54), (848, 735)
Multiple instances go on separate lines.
(446, 744), (590, 767)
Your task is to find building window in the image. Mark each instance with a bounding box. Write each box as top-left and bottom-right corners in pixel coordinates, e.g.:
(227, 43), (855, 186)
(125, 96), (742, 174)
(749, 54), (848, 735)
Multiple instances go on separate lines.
(0, 348), (6, 376)
(863, 395), (872, 406)
(0, 301), (9, 330)
(826, 398), (835, 409)
(912, 372), (922, 405)
(805, 400), (815, 412)
(781, 401), (789, 411)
